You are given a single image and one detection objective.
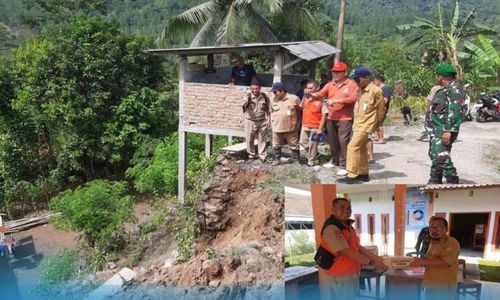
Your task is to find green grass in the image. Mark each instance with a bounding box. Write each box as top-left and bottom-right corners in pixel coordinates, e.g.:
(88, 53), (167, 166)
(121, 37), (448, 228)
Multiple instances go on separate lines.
(257, 164), (315, 198)
(479, 260), (500, 282)
(285, 252), (316, 267)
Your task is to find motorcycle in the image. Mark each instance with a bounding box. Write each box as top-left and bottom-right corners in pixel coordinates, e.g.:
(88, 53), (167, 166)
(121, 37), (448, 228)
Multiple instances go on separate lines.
(475, 91), (500, 123)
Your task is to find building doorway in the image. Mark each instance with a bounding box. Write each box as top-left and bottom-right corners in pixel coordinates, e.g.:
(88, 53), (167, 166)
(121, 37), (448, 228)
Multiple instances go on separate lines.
(449, 212), (490, 258)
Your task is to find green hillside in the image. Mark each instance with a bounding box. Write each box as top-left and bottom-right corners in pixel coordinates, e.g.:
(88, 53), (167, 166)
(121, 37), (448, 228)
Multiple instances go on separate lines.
(1, 0), (499, 52)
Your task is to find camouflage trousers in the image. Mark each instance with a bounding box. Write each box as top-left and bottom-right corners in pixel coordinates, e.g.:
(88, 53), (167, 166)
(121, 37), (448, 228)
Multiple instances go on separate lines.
(428, 129), (458, 179)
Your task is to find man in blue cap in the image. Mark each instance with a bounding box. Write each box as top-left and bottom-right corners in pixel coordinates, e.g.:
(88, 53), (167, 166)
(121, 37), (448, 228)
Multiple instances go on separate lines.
(337, 66), (386, 184)
(425, 63), (467, 184)
(270, 82), (301, 165)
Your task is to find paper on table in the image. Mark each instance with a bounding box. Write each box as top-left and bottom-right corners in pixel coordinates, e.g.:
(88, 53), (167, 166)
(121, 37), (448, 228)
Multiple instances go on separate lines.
(404, 267), (425, 276)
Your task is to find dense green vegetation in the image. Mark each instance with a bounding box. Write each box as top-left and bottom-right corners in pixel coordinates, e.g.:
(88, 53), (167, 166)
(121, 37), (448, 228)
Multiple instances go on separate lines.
(0, 0), (499, 271)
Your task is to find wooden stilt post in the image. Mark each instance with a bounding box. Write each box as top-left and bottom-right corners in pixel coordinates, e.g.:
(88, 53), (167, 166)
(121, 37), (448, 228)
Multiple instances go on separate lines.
(309, 61), (317, 81)
(394, 184), (407, 256)
(205, 134), (212, 158)
(178, 56), (188, 203)
(273, 52), (283, 83)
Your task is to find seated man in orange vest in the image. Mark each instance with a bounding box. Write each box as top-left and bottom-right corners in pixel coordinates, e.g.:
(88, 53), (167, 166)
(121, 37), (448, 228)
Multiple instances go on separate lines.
(299, 80), (328, 166)
(317, 197), (385, 299)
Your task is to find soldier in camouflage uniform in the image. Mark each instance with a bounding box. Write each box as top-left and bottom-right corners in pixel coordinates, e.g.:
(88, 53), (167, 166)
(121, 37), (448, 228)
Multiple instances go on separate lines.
(425, 64), (467, 184)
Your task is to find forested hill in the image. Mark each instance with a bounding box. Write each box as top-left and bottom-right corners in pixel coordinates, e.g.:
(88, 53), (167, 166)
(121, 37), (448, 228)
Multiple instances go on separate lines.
(1, 0), (499, 52)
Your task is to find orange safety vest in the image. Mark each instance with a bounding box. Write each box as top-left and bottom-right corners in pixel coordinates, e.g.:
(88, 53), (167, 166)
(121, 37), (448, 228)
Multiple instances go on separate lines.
(319, 216), (361, 276)
(302, 99), (324, 128)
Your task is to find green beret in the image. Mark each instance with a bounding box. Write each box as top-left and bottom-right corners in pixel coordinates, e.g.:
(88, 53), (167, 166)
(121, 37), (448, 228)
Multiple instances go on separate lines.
(435, 63), (457, 75)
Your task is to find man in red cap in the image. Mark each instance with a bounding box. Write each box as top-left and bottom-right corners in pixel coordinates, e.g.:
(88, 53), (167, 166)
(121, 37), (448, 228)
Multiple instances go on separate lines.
(305, 61), (358, 175)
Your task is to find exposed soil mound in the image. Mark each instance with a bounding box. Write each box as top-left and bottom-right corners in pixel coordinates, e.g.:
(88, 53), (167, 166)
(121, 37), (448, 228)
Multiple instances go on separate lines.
(131, 153), (284, 295)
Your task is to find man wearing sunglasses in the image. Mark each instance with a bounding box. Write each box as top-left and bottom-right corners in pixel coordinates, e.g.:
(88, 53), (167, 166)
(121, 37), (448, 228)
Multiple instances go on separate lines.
(337, 66), (385, 184)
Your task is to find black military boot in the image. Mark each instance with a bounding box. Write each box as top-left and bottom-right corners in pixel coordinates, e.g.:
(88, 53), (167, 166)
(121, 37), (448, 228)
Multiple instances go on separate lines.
(271, 147), (282, 166)
(291, 149), (301, 163)
(445, 175), (459, 184)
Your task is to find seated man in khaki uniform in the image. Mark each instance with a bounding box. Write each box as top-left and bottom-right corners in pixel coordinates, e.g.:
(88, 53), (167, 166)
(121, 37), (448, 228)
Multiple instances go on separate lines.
(409, 217), (460, 300)
(270, 82), (300, 165)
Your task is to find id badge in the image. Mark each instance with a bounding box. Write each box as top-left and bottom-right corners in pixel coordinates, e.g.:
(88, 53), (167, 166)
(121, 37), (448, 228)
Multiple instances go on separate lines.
(362, 101), (368, 112)
(287, 106), (292, 116)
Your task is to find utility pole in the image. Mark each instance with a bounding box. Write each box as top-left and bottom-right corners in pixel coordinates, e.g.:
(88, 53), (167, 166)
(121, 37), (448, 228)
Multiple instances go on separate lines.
(335, 0), (347, 63)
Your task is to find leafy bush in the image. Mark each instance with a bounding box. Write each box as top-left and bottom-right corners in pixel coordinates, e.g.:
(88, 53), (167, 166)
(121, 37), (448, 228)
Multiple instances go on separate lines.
(288, 231), (315, 256)
(38, 250), (78, 286)
(34, 250), (78, 296)
(172, 153), (216, 262)
(479, 260), (500, 282)
(126, 135), (178, 195)
(391, 95), (428, 118)
(50, 180), (134, 258)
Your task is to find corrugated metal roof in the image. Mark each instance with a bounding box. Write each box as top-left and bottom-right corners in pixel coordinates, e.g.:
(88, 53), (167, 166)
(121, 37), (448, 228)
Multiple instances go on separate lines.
(419, 183), (500, 191)
(281, 41), (338, 61)
(146, 40), (339, 61)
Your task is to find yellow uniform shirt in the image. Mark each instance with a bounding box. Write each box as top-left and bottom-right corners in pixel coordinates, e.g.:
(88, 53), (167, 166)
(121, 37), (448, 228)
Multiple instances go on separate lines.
(423, 235), (460, 285)
(353, 82), (385, 133)
(271, 93), (300, 133)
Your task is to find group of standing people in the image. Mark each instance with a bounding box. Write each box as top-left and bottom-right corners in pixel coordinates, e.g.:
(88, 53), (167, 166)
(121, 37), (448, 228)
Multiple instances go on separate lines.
(235, 54), (467, 184)
(239, 60), (391, 183)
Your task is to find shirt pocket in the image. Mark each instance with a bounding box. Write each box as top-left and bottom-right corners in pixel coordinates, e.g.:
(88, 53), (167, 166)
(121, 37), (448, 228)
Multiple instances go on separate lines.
(258, 99), (267, 111)
(272, 103), (281, 113)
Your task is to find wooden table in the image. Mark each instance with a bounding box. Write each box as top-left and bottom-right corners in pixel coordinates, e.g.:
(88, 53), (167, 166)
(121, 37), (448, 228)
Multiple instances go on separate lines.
(384, 269), (424, 300)
(285, 266), (320, 300)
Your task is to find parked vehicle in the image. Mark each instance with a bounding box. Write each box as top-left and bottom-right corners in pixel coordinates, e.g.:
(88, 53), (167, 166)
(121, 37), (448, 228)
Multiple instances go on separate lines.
(475, 91), (500, 123)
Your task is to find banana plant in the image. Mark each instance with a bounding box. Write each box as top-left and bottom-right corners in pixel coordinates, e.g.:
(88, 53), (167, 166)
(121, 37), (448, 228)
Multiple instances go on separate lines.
(462, 34), (500, 88)
(397, 0), (496, 78)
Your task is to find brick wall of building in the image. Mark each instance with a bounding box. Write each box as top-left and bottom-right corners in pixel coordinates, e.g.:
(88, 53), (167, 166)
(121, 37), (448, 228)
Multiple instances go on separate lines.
(182, 83), (271, 132)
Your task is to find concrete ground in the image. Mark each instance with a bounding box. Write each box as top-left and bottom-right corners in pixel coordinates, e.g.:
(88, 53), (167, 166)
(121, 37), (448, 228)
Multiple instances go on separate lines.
(312, 120), (500, 184)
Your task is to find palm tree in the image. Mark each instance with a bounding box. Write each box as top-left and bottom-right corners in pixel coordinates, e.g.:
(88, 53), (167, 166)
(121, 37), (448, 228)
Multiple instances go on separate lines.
(157, 0), (284, 47)
(397, 0), (496, 78)
(157, 0), (321, 47)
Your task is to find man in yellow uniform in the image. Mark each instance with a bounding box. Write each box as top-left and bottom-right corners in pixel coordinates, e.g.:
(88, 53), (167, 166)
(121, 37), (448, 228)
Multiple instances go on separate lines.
(409, 217), (460, 300)
(316, 198), (386, 299)
(270, 82), (301, 165)
(337, 66), (385, 184)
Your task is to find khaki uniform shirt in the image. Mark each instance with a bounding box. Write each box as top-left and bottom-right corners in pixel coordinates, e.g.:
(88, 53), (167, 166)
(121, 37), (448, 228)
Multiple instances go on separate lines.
(353, 82), (386, 133)
(423, 235), (460, 285)
(243, 93), (270, 121)
(323, 224), (357, 253)
(271, 93), (300, 133)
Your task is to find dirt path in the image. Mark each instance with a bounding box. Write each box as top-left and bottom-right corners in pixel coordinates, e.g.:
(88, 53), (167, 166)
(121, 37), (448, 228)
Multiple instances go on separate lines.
(315, 120), (500, 184)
